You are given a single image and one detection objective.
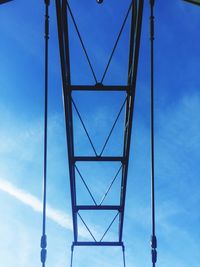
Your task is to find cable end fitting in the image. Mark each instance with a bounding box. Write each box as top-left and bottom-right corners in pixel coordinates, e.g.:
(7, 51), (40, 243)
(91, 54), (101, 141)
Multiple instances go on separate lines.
(41, 248), (47, 264)
(151, 235), (157, 249)
(151, 248), (157, 263)
(41, 234), (47, 248)
(40, 235), (47, 264)
(151, 235), (157, 263)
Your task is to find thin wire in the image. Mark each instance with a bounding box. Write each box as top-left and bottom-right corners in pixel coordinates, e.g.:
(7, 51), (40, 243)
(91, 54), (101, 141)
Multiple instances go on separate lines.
(99, 212), (119, 241)
(100, 1), (132, 84)
(78, 212), (97, 242)
(67, 2), (98, 83)
(122, 246), (126, 267)
(100, 97), (127, 156)
(99, 165), (123, 205)
(75, 165), (97, 205)
(150, 0), (155, 240)
(41, 1), (50, 266)
(70, 245), (74, 267)
(71, 97), (98, 156)
(150, 1), (157, 266)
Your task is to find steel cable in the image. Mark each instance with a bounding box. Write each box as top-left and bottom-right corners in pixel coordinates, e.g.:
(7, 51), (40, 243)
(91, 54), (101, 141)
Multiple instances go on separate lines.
(150, 1), (157, 266)
(40, 1), (50, 267)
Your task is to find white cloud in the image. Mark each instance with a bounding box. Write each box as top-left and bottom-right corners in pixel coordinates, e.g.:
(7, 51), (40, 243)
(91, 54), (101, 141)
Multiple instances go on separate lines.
(0, 179), (90, 239)
(0, 179), (72, 228)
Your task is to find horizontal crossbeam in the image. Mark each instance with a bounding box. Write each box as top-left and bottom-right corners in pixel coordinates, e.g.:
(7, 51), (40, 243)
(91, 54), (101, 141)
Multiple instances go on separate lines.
(75, 205), (122, 211)
(73, 241), (124, 247)
(70, 85), (129, 92)
(73, 156), (125, 162)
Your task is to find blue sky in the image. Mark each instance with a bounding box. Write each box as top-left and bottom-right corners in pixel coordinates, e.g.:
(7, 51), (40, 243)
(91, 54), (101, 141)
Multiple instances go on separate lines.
(0, 0), (200, 267)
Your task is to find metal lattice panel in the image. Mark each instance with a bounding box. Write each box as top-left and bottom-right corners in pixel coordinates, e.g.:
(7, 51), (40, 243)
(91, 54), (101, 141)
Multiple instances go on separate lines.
(55, 0), (144, 248)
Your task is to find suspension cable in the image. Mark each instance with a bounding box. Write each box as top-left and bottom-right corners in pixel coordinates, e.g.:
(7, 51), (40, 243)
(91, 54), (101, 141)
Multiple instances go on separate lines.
(40, 1), (50, 266)
(70, 245), (74, 267)
(122, 245), (126, 267)
(149, 1), (157, 266)
(70, 243), (126, 267)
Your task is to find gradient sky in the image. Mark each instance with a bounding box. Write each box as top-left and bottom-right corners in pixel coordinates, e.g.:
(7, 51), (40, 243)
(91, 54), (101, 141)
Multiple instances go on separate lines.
(0, 1), (200, 267)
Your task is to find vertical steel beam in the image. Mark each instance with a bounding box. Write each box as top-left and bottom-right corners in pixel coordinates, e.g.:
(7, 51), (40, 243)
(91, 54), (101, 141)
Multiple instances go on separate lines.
(127, 0), (137, 85)
(55, 0), (77, 241)
(119, 0), (144, 242)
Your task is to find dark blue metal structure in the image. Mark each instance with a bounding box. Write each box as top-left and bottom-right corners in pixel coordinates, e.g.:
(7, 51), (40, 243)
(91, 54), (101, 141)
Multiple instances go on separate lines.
(55, 0), (144, 253)
(0, 0), (13, 5)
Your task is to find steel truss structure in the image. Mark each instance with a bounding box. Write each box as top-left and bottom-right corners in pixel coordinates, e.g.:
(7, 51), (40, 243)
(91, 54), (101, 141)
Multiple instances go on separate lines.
(55, 0), (144, 250)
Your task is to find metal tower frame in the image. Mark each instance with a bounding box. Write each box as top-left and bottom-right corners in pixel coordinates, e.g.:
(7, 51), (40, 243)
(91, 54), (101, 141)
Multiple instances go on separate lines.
(55, 0), (144, 249)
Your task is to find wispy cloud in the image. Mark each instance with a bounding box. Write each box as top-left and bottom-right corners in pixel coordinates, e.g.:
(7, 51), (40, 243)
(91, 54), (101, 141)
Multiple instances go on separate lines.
(0, 179), (72, 229)
(0, 179), (91, 239)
